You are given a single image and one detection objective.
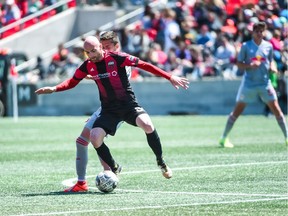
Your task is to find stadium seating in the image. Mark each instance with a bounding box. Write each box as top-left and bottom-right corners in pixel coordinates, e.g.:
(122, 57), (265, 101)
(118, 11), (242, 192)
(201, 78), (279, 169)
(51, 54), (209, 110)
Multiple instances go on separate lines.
(39, 10), (57, 21)
(23, 18), (38, 29)
(1, 25), (20, 39)
(0, 1), (77, 38)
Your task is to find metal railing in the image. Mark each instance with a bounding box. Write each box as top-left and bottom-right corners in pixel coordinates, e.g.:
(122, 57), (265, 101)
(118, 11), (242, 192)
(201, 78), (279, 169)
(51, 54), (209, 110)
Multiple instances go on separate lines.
(0, 0), (74, 37)
(15, 0), (165, 74)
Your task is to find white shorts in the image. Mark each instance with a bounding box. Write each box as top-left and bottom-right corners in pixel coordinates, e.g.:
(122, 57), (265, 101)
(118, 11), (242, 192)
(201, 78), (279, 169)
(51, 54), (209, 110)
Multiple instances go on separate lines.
(236, 79), (277, 104)
(84, 107), (124, 131)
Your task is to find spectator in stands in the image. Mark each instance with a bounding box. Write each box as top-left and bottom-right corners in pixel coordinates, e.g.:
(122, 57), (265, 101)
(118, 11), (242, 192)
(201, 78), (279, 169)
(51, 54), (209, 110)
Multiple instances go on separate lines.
(179, 15), (198, 44)
(214, 34), (236, 78)
(281, 36), (288, 75)
(2, 0), (21, 25)
(161, 8), (181, 53)
(202, 47), (217, 77)
(27, 0), (43, 15)
(44, 0), (66, 14)
(48, 43), (69, 79)
(186, 45), (205, 79)
(206, 10), (223, 32)
(196, 24), (215, 51)
(17, 0), (28, 17)
(64, 42), (86, 77)
(164, 47), (183, 76)
(43, 0), (56, 7)
(71, 41), (86, 62)
(141, 4), (153, 29)
(146, 42), (167, 70)
(192, 0), (210, 27)
(121, 24), (150, 59)
(221, 19), (238, 39)
(175, 40), (193, 77)
(0, 6), (4, 27)
(151, 9), (166, 49)
(34, 56), (47, 80)
(269, 29), (284, 72)
(173, 0), (192, 26)
(175, 40), (191, 61)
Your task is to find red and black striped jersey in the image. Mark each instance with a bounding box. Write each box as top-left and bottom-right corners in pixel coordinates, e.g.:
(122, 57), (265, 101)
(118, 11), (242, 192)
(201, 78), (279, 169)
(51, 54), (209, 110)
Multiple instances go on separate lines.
(56, 50), (171, 110)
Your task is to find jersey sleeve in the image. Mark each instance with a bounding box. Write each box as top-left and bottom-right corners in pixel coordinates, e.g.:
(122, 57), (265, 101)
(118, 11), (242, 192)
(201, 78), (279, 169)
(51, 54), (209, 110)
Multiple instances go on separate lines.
(55, 77), (80, 92)
(118, 52), (139, 67)
(136, 60), (172, 80)
(114, 52), (171, 80)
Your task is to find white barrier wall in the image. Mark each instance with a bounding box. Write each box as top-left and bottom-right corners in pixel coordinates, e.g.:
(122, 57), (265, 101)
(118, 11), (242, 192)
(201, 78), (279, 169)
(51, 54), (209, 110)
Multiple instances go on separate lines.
(14, 79), (268, 116)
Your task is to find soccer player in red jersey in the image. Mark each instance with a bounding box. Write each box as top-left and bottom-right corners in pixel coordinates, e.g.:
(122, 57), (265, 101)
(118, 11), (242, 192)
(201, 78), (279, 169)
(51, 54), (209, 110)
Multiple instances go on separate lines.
(63, 31), (130, 192)
(35, 35), (189, 190)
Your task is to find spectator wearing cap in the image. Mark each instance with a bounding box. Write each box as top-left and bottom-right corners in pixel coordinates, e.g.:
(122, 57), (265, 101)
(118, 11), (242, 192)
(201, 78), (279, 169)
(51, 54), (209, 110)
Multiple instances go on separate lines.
(2, 0), (21, 25)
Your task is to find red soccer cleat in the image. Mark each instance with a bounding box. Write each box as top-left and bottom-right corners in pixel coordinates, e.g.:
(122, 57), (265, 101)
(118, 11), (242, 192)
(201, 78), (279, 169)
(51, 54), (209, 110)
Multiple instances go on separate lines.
(64, 181), (88, 192)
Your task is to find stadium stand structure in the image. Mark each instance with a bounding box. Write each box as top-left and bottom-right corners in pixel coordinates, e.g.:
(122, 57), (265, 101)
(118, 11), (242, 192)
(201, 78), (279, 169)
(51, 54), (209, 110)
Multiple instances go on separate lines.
(0, 0), (76, 39)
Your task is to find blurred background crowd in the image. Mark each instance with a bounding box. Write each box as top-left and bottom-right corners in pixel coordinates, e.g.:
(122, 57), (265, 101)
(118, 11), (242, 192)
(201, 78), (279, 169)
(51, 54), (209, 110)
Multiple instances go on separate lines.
(1, 0), (287, 83)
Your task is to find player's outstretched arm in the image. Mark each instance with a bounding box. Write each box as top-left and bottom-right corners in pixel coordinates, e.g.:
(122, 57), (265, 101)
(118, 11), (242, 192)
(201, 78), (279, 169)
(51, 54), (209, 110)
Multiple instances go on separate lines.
(169, 75), (189, 90)
(35, 86), (56, 94)
(35, 77), (80, 95)
(136, 60), (189, 90)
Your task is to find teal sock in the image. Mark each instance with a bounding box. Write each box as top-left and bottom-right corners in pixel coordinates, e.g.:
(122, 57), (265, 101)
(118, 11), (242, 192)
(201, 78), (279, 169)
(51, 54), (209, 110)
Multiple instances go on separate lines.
(276, 115), (288, 138)
(222, 114), (237, 138)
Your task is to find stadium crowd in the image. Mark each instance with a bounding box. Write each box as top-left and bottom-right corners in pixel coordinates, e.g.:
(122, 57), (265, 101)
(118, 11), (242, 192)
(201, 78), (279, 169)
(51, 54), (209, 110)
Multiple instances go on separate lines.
(5, 0), (287, 108)
(40, 0), (288, 82)
(0, 0), (70, 28)
(121, 0), (287, 80)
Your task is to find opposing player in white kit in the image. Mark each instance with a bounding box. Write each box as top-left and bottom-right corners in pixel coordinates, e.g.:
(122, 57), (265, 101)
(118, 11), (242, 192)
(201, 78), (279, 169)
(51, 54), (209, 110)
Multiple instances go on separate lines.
(64, 31), (130, 192)
(219, 22), (288, 148)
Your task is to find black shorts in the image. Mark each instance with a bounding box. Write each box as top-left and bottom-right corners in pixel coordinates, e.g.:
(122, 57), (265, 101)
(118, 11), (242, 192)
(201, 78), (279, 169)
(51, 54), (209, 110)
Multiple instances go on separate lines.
(92, 105), (147, 136)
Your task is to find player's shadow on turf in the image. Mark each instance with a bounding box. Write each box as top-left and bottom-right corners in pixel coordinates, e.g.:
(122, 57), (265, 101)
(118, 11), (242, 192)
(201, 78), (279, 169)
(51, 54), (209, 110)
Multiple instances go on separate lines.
(22, 191), (113, 196)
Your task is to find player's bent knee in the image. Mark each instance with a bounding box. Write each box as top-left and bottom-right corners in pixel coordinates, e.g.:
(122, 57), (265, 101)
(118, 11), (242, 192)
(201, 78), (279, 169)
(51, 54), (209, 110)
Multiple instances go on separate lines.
(141, 124), (154, 133)
(90, 129), (105, 148)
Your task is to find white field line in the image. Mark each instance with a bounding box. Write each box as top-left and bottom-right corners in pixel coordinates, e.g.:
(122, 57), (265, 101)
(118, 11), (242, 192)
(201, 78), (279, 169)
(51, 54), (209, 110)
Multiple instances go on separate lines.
(10, 161), (287, 216)
(62, 160), (288, 198)
(11, 197), (288, 216)
(62, 160), (287, 183)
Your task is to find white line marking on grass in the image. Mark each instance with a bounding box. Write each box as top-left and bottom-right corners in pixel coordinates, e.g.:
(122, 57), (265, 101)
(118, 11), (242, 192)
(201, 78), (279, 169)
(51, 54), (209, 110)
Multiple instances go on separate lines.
(81, 186), (287, 197)
(113, 188), (288, 197)
(11, 197), (288, 216)
(13, 161), (286, 216)
(62, 160), (287, 186)
(62, 160), (288, 198)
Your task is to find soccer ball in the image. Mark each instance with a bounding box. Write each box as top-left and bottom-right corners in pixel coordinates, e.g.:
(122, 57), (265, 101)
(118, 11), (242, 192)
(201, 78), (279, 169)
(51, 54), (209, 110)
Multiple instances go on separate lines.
(95, 170), (119, 193)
